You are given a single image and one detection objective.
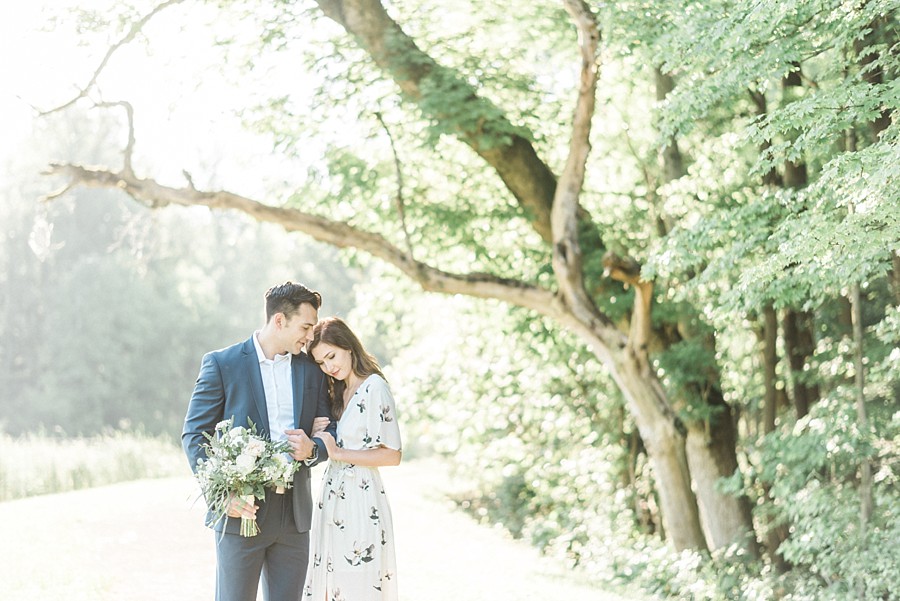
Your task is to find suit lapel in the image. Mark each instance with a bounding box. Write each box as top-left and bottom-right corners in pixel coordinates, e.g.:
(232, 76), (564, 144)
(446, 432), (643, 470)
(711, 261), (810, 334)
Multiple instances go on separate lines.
(292, 354), (306, 428)
(242, 338), (270, 437)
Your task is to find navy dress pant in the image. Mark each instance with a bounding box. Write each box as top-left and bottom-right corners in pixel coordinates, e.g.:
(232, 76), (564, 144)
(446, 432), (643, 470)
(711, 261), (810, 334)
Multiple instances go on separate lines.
(214, 489), (310, 601)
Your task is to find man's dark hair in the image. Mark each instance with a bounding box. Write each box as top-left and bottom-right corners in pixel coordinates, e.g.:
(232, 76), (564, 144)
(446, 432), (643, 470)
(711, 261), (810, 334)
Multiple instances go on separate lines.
(264, 281), (322, 322)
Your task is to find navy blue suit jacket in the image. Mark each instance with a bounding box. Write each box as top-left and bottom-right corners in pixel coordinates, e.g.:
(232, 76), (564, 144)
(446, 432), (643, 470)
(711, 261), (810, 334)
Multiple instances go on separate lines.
(182, 336), (334, 533)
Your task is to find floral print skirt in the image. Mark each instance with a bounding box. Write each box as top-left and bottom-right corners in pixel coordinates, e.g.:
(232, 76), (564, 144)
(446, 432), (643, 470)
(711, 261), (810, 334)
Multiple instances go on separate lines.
(304, 461), (398, 601)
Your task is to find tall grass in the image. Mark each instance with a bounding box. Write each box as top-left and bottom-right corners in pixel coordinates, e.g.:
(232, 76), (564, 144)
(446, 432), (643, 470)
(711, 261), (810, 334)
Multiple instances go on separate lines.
(0, 430), (188, 502)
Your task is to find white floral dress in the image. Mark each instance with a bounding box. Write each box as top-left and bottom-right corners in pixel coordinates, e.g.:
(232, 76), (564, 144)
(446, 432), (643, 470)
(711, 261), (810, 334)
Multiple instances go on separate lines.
(304, 374), (402, 601)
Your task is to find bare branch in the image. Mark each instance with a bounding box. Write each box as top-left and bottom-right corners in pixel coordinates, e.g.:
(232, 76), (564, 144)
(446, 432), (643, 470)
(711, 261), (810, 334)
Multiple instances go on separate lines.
(603, 250), (654, 361)
(374, 111), (415, 263)
(40, 183), (74, 203)
(98, 101), (136, 176)
(43, 162), (562, 317)
(39, 0), (184, 116)
(182, 170), (197, 190)
(602, 251), (642, 287)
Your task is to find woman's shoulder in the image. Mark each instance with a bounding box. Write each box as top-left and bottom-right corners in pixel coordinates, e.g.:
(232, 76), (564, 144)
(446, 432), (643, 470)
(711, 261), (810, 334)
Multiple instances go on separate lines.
(359, 374), (391, 397)
(360, 373), (390, 394)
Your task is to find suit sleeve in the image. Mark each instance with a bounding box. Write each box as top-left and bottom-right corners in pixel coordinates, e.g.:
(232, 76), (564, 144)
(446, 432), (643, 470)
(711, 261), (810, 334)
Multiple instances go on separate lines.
(182, 352), (226, 474)
(307, 369), (336, 467)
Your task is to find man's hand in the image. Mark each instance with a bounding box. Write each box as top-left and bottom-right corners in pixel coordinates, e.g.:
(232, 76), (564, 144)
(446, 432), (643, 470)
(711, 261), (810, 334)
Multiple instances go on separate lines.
(285, 428), (315, 461)
(225, 494), (258, 519)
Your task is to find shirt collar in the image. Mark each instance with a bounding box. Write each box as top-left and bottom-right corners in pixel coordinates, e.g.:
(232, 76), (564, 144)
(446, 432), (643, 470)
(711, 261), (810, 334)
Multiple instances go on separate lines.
(253, 331), (292, 364)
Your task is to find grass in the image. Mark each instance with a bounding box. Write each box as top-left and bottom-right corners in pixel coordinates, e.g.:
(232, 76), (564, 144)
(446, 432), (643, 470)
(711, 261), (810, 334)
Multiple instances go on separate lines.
(0, 430), (187, 501)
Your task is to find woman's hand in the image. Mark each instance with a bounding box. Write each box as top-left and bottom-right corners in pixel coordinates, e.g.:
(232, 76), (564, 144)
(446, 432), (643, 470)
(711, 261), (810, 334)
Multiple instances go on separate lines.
(312, 416), (330, 435)
(316, 430), (341, 461)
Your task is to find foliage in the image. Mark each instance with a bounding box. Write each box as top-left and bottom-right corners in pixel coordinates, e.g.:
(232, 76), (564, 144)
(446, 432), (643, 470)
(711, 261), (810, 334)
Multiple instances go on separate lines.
(17, 0), (900, 599)
(750, 395), (900, 600)
(387, 295), (641, 565)
(645, 0), (900, 315)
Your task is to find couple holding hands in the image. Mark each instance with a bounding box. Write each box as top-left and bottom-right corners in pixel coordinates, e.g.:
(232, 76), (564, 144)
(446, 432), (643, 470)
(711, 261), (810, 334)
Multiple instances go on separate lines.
(183, 281), (402, 601)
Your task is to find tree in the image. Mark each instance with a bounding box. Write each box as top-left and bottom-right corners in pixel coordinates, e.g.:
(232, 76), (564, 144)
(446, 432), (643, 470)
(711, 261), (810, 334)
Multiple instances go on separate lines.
(40, 0), (897, 564)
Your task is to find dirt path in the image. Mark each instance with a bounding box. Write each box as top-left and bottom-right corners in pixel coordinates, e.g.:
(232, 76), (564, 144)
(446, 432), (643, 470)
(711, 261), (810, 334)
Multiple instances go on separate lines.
(0, 459), (640, 601)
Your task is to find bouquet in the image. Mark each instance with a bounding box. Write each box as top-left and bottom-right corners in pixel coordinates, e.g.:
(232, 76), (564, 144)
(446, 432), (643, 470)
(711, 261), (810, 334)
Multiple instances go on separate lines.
(195, 418), (299, 537)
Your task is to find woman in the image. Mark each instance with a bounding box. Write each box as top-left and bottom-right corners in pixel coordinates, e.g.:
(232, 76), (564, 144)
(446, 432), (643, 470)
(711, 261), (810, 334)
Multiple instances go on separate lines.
(305, 317), (402, 601)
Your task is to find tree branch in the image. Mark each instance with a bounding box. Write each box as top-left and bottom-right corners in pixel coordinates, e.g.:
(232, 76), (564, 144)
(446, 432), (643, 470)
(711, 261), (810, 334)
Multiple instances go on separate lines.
(374, 111), (415, 263)
(551, 1), (612, 328)
(39, 0), (184, 116)
(97, 101), (136, 176)
(313, 0), (557, 243)
(42, 163), (562, 317)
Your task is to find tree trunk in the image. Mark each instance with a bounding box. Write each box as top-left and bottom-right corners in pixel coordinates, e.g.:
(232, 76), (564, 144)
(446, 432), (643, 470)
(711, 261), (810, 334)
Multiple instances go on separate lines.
(654, 69), (684, 188)
(762, 304), (779, 434)
(685, 418), (758, 555)
(776, 68), (822, 421)
(858, 16), (894, 137)
(555, 259), (705, 549)
(782, 310), (820, 418)
(846, 124), (873, 596)
(863, 18), (899, 305)
(849, 281), (873, 600)
(547, 3), (708, 553)
(649, 66), (755, 553)
(892, 253), (900, 306)
(849, 284), (874, 523)
(598, 254), (710, 550)
(757, 304), (791, 572)
(628, 427), (659, 535)
(609, 350), (707, 551)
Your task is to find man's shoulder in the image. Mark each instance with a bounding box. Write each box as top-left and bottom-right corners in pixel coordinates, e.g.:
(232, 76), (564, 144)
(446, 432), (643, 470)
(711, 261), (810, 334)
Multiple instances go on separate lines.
(293, 350), (318, 367)
(294, 351), (326, 380)
(205, 337), (253, 361)
(291, 351), (318, 367)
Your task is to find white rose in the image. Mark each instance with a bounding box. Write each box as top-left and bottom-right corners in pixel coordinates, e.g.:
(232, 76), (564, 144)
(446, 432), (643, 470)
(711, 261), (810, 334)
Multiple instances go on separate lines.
(235, 452), (257, 476)
(246, 439), (266, 457)
(229, 426), (246, 439)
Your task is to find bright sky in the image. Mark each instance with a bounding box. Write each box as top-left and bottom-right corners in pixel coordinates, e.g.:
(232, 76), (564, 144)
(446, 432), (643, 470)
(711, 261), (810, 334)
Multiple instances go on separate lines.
(0, 3), (54, 152)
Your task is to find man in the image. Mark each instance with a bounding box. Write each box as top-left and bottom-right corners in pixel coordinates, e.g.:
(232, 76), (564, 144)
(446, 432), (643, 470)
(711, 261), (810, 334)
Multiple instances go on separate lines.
(183, 281), (335, 601)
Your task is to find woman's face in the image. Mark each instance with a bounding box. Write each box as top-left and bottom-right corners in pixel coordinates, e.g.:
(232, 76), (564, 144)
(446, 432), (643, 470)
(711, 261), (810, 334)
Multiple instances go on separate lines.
(311, 341), (353, 382)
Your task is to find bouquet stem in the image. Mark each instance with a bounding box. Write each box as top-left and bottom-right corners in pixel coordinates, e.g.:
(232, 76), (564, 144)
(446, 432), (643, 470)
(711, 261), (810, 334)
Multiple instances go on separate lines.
(240, 494), (259, 537)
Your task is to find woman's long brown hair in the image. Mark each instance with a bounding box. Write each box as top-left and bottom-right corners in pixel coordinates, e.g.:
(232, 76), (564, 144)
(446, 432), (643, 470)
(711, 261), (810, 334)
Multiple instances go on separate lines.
(308, 317), (384, 420)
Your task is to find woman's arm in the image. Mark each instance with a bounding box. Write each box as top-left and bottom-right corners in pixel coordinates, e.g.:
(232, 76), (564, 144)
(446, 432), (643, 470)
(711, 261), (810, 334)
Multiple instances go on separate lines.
(318, 431), (401, 467)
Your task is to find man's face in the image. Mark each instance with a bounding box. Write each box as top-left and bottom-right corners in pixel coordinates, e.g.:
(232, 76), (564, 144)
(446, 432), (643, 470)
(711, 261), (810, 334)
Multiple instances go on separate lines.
(277, 303), (318, 355)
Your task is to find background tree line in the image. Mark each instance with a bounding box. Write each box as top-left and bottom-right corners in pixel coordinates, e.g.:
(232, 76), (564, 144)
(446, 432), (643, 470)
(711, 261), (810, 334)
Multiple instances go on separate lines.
(10, 0), (900, 599)
(0, 110), (362, 436)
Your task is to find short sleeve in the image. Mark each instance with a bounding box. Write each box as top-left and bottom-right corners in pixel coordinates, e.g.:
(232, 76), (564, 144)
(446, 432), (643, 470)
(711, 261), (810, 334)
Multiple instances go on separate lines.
(362, 375), (402, 451)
